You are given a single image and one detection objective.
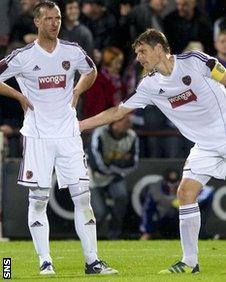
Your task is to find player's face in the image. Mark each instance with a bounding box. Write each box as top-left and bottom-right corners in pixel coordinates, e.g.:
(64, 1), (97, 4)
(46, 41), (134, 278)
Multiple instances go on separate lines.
(135, 43), (160, 72)
(35, 6), (61, 40)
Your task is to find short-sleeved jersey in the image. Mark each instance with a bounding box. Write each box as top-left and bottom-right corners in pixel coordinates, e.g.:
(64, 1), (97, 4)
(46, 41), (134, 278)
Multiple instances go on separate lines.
(121, 51), (226, 150)
(0, 39), (95, 138)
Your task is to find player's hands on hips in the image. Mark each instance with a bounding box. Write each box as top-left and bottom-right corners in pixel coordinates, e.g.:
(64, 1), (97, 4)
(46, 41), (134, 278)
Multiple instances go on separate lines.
(18, 95), (34, 112)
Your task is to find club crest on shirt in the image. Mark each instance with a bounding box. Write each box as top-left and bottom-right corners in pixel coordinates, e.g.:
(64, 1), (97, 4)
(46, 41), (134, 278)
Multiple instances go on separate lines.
(62, 61), (70, 71)
(168, 89), (197, 109)
(182, 75), (191, 85)
(26, 170), (33, 179)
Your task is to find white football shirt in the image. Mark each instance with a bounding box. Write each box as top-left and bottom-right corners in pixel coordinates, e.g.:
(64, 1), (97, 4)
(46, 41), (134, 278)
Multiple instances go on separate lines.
(121, 51), (226, 150)
(0, 39), (95, 138)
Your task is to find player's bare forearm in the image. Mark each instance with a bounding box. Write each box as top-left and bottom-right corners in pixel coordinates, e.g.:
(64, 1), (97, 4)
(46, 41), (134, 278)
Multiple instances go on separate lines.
(0, 82), (22, 100)
(0, 82), (33, 111)
(80, 106), (133, 132)
(72, 68), (97, 104)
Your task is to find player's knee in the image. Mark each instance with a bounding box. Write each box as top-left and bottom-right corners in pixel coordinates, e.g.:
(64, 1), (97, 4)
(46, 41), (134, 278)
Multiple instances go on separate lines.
(35, 199), (48, 212)
(177, 178), (202, 205)
(69, 181), (91, 210)
(177, 180), (200, 205)
(29, 188), (50, 213)
(177, 187), (191, 203)
(73, 191), (91, 210)
(29, 197), (48, 213)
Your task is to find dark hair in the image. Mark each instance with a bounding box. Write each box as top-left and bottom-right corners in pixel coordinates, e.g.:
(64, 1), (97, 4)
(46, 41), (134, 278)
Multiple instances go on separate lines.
(60, 0), (80, 18)
(218, 29), (226, 36)
(132, 28), (171, 53)
(61, 0), (80, 6)
(163, 168), (180, 184)
(33, 1), (59, 18)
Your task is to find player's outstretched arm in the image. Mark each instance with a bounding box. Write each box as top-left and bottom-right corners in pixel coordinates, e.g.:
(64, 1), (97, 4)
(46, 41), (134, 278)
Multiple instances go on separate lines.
(80, 106), (133, 132)
(0, 82), (34, 112)
(72, 69), (97, 108)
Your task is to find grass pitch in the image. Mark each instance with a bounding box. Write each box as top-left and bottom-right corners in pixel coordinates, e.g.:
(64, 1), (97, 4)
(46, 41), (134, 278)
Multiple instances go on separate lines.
(0, 240), (226, 281)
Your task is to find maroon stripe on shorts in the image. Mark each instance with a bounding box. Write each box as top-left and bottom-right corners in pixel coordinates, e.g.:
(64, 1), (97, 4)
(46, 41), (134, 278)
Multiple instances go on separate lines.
(18, 137), (26, 181)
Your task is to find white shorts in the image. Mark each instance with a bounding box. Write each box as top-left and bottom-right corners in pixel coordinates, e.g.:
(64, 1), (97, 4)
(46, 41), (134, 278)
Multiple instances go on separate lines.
(17, 136), (88, 188)
(183, 144), (226, 186)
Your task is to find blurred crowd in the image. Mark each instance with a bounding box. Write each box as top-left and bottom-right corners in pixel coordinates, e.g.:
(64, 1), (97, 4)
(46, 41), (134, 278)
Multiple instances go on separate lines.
(0, 0), (226, 158)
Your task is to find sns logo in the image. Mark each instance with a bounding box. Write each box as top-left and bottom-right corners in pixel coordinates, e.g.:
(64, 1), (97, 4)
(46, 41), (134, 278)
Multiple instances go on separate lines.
(38, 74), (66, 89)
(3, 258), (11, 279)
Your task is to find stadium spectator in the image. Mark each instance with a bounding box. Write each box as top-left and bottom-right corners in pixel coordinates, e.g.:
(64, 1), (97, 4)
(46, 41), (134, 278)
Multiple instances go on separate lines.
(0, 94), (23, 157)
(0, 1), (117, 275)
(141, 105), (167, 157)
(80, 28), (226, 274)
(83, 47), (125, 118)
(140, 168), (180, 240)
(88, 114), (139, 239)
(164, 119), (193, 158)
(126, 0), (168, 42)
(164, 0), (214, 54)
(117, 0), (137, 62)
(0, 0), (11, 59)
(214, 16), (226, 41)
(59, 0), (94, 58)
(140, 169), (213, 240)
(205, 0), (226, 24)
(9, 0), (39, 50)
(214, 29), (226, 68)
(0, 0), (22, 59)
(80, 0), (117, 64)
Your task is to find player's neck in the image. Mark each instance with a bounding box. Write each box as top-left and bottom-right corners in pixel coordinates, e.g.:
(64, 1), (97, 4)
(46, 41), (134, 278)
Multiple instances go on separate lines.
(156, 54), (174, 76)
(37, 36), (58, 53)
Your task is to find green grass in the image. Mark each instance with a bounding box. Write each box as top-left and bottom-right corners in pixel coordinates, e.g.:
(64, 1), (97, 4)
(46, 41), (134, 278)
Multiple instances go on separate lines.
(0, 240), (226, 281)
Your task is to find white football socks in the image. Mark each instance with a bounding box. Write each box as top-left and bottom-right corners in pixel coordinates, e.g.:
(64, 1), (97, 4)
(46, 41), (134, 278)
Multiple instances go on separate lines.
(179, 203), (200, 267)
(28, 192), (52, 266)
(70, 190), (98, 265)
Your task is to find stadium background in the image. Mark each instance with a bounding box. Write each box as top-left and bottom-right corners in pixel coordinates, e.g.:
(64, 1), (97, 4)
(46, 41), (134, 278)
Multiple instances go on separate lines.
(0, 0), (226, 240)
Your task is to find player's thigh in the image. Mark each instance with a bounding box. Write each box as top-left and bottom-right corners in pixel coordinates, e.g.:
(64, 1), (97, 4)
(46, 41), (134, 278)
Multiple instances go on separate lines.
(18, 137), (55, 188)
(55, 136), (88, 188)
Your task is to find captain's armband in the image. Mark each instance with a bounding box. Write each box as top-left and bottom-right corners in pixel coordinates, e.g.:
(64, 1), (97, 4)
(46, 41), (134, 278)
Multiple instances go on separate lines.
(206, 59), (226, 82)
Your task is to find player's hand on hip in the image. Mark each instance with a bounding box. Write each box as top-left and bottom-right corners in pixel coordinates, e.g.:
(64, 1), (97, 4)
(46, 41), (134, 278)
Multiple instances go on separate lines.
(19, 96), (34, 112)
(79, 121), (84, 132)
